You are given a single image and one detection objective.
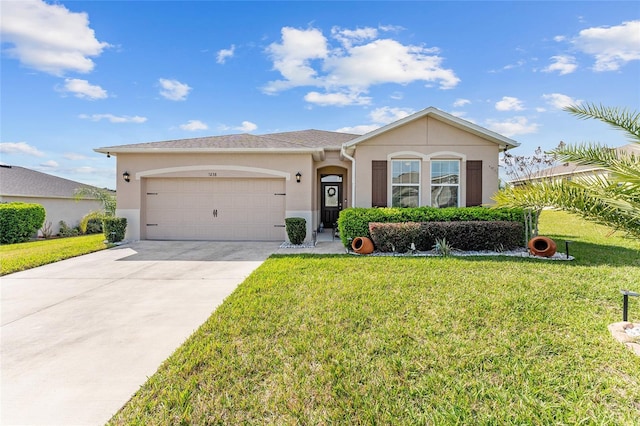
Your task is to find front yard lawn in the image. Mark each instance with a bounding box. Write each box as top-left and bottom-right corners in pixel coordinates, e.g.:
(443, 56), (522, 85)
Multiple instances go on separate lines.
(0, 234), (109, 276)
(110, 211), (640, 424)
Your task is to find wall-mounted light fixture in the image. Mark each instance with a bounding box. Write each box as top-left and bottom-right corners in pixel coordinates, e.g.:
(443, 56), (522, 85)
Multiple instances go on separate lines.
(107, 152), (111, 158)
(296, 172), (302, 183)
(123, 171), (130, 182)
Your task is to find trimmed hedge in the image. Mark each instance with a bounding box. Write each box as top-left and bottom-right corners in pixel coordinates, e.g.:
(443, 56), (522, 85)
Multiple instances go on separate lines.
(0, 202), (46, 244)
(369, 221), (524, 253)
(103, 217), (127, 243)
(338, 206), (525, 247)
(285, 217), (306, 245)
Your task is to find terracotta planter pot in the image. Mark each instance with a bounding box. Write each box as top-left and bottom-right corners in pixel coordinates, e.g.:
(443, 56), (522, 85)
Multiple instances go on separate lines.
(528, 236), (557, 257)
(352, 236), (374, 254)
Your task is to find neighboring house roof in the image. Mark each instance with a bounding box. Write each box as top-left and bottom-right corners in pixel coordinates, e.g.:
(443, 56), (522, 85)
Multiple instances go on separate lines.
(0, 165), (102, 199)
(94, 107), (519, 156)
(510, 143), (639, 183)
(343, 107), (520, 152)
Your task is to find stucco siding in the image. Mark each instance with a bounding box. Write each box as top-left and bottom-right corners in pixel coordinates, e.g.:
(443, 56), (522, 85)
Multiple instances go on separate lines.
(0, 195), (102, 236)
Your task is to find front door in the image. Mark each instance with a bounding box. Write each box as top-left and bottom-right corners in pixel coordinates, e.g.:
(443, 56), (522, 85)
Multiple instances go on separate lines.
(321, 180), (342, 228)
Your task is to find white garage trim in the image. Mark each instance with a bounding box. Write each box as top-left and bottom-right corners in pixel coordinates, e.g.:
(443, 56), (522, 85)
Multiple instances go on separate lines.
(136, 165), (291, 180)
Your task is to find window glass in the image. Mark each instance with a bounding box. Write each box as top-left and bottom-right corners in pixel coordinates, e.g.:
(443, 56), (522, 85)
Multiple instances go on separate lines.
(391, 160), (420, 207)
(431, 160), (460, 208)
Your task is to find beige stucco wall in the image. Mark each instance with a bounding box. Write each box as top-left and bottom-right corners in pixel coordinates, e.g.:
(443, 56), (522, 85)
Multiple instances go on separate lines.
(0, 195), (102, 236)
(115, 152), (332, 241)
(352, 116), (500, 207)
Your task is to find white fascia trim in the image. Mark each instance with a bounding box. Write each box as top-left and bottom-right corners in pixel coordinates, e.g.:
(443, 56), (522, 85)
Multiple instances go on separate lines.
(136, 165), (291, 180)
(387, 151), (429, 161)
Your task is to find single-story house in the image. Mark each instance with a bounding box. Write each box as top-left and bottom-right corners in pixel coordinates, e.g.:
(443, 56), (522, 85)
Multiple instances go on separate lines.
(510, 143), (639, 186)
(95, 107), (519, 242)
(0, 165), (105, 236)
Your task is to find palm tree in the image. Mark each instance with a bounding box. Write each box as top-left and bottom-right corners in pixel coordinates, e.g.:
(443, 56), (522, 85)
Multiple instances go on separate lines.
(493, 103), (640, 238)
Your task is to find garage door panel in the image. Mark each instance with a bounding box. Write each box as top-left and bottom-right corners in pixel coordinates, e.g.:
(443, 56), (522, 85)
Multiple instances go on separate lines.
(144, 178), (285, 241)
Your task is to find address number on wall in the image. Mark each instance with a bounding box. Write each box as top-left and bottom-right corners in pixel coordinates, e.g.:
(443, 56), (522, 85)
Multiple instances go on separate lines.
(208, 172), (217, 177)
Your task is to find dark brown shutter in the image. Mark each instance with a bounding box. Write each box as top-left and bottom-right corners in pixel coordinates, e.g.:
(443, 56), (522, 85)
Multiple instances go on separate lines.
(372, 160), (387, 207)
(466, 160), (482, 206)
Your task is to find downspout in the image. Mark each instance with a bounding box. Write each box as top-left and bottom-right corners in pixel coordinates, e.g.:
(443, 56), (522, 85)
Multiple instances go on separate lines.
(341, 146), (356, 206)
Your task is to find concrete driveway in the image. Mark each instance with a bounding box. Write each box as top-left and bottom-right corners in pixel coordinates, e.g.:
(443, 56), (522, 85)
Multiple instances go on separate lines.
(1, 240), (279, 426)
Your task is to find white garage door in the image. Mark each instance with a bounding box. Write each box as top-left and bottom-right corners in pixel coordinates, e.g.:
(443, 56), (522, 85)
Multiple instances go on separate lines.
(144, 178), (286, 241)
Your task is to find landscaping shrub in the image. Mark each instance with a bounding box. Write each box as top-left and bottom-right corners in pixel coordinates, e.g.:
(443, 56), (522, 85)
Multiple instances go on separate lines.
(368, 220), (524, 252)
(0, 202), (45, 244)
(369, 222), (420, 252)
(338, 206), (525, 247)
(420, 221), (524, 251)
(58, 220), (80, 237)
(85, 218), (103, 234)
(103, 217), (127, 243)
(285, 217), (306, 245)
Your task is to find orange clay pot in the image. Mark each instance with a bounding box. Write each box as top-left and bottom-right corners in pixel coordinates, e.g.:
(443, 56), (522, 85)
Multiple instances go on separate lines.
(352, 236), (374, 254)
(528, 236), (557, 257)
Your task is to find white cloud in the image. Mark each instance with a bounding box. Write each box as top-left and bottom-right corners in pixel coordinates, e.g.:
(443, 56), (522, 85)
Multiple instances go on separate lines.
(485, 116), (538, 137)
(180, 120), (208, 131)
(495, 96), (525, 112)
(304, 91), (371, 106)
(542, 93), (582, 110)
(369, 106), (414, 124)
(335, 124), (379, 135)
(453, 98), (471, 107)
(60, 78), (108, 99)
(216, 45), (235, 64)
(390, 91), (403, 100)
(573, 20), (640, 71)
(264, 26), (459, 105)
(64, 152), (88, 160)
(331, 26), (378, 48)
(79, 113), (147, 123)
(158, 78), (192, 101)
(0, 0), (110, 75)
(542, 55), (577, 75)
(0, 142), (45, 157)
(40, 160), (59, 168)
(219, 121), (258, 132)
(335, 106), (415, 135)
(237, 121), (257, 132)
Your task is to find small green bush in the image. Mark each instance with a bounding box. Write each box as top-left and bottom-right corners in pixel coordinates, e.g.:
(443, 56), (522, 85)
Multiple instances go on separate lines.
(58, 220), (80, 237)
(0, 202), (46, 244)
(285, 217), (306, 245)
(368, 222), (421, 252)
(338, 207), (525, 247)
(103, 217), (127, 243)
(368, 221), (524, 252)
(85, 218), (103, 234)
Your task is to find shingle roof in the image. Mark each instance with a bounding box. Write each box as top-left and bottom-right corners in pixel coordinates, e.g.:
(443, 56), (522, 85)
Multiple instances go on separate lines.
(0, 165), (103, 198)
(97, 129), (360, 152)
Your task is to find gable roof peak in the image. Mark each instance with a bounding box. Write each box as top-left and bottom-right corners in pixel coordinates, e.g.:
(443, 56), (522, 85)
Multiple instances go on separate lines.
(343, 106), (519, 151)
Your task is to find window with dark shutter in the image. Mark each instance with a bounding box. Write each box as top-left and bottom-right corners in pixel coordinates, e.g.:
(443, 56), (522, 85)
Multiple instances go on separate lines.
(466, 160), (482, 206)
(372, 160), (387, 207)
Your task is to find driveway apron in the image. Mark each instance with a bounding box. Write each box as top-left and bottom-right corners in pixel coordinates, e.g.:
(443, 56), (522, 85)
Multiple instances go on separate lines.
(1, 240), (277, 426)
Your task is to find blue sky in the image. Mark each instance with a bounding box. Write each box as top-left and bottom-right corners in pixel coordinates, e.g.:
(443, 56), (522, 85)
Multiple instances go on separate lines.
(1, 1), (639, 190)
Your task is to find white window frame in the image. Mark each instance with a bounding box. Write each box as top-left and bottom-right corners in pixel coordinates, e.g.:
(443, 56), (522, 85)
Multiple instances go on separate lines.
(391, 159), (421, 208)
(430, 159), (460, 208)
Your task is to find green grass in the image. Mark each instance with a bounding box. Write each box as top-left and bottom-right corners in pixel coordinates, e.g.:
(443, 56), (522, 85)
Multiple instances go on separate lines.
(110, 211), (640, 425)
(0, 234), (109, 275)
